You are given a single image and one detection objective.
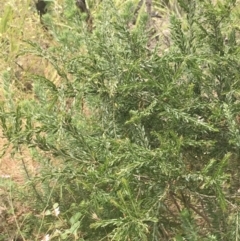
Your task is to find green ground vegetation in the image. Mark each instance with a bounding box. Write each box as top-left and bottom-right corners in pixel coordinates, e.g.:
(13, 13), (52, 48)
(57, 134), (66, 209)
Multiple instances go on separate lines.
(0, 0), (240, 240)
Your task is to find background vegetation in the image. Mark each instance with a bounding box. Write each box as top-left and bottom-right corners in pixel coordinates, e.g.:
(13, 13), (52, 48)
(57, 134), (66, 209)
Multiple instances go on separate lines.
(0, 0), (240, 240)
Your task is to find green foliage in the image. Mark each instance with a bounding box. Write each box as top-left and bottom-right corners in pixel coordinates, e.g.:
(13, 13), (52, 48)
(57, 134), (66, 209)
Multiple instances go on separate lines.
(1, 0), (240, 240)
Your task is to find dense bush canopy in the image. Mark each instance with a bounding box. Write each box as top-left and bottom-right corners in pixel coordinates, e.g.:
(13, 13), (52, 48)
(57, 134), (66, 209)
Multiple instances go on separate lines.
(1, 0), (240, 240)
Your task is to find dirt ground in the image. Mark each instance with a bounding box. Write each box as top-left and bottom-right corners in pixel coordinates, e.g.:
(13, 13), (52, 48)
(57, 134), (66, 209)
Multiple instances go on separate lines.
(0, 133), (39, 183)
(0, 138), (23, 182)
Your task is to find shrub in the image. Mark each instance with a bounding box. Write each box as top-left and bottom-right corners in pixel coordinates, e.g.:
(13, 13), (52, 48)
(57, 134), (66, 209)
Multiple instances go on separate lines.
(1, 0), (240, 240)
